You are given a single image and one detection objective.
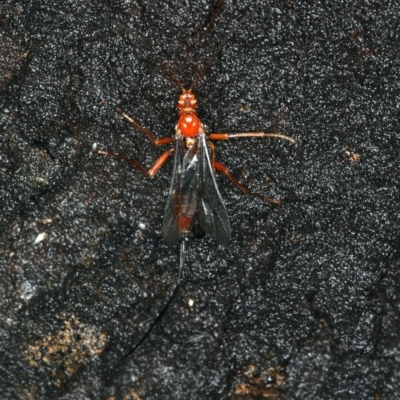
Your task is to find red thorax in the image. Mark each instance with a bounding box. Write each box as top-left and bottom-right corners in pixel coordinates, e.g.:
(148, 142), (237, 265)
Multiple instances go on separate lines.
(177, 90), (200, 138)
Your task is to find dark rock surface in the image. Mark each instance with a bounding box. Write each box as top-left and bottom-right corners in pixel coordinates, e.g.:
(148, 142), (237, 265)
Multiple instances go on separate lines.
(0, 0), (399, 399)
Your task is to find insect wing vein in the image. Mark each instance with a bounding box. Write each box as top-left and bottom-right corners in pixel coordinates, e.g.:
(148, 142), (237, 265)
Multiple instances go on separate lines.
(180, 145), (198, 221)
(197, 134), (231, 247)
(162, 138), (198, 247)
(162, 139), (184, 246)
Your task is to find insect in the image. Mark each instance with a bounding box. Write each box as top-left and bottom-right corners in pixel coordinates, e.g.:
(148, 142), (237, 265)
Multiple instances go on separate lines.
(93, 15), (295, 357)
(93, 38), (295, 248)
(95, 94), (295, 248)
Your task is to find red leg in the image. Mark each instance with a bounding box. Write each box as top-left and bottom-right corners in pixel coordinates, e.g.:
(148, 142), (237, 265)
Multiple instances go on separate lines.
(213, 160), (281, 205)
(93, 144), (174, 177)
(209, 141), (217, 172)
(117, 108), (175, 146)
(209, 132), (295, 143)
(208, 130), (294, 203)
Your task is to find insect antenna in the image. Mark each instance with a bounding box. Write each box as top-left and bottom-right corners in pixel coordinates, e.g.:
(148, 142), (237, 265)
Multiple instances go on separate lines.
(110, 11), (249, 93)
(189, 12), (250, 92)
(113, 19), (186, 92)
(123, 239), (186, 358)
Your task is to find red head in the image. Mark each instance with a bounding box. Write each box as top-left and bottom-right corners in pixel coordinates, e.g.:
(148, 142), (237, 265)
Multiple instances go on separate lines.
(177, 90), (198, 110)
(177, 90), (200, 138)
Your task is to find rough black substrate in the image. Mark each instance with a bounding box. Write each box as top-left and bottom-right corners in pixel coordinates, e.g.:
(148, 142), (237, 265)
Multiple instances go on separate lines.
(0, 1), (399, 399)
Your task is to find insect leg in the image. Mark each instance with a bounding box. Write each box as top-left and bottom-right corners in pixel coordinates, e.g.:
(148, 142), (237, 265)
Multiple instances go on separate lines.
(209, 132), (295, 143)
(212, 160), (281, 205)
(208, 142), (281, 205)
(117, 109), (175, 146)
(92, 144), (174, 177)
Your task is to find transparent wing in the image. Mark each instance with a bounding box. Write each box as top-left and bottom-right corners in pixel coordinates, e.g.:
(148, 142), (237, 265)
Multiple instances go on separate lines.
(197, 133), (231, 247)
(162, 138), (198, 247)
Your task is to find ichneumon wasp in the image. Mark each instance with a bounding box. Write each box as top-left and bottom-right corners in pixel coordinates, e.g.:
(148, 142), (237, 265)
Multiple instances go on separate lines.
(93, 13), (295, 357)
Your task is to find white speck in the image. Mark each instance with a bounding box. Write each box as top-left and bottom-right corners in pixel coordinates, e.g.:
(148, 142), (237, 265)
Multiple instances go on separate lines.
(34, 232), (47, 245)
(20, 281), (36, 301)
(138, 222), (146, 230)
(129, 373), (138, 383)
(188, 299), (194, 307)
(92, 143), (97, 150)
